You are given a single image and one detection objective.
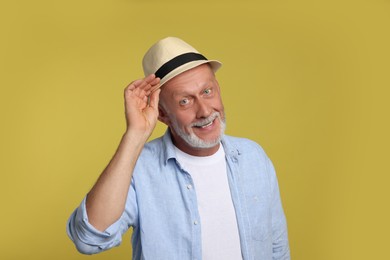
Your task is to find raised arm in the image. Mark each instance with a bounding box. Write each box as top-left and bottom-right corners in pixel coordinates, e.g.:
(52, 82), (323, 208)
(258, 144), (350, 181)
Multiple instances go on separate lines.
(86, 74), (160, 231)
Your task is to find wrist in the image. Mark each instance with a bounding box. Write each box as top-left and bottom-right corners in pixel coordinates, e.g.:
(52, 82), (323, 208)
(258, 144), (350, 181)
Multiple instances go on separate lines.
(123, 129), (150, 145)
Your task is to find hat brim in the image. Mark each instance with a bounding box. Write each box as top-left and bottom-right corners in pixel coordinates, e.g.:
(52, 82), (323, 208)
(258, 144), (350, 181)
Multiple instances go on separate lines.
(151, 60), (222, 92)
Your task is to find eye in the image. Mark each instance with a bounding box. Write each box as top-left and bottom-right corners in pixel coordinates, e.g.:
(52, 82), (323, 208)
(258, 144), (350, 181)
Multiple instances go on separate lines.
(179, 98), (189, 106)
(203, 88), (212, 95)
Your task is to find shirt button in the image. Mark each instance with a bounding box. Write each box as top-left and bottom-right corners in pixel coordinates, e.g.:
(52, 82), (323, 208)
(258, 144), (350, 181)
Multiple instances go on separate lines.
(187, 184), (192, 190)
(194, 220), (198, 225)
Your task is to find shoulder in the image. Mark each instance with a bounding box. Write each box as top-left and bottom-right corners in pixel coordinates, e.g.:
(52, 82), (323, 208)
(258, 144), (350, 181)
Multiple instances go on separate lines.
(131, 136), (166, 179)
(143, 135), (165, 152)
(223, 135), (267, 157)
(137, 135), (167, 164)
(135, 132), (175, 169)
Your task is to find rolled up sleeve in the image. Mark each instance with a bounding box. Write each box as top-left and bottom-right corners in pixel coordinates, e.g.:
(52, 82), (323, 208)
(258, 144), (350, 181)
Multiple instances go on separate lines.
(66, 198), (124, 254)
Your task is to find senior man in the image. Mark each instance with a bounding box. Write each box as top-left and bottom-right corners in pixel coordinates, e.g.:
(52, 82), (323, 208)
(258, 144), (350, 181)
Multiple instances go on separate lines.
(67, 37), (290, 259)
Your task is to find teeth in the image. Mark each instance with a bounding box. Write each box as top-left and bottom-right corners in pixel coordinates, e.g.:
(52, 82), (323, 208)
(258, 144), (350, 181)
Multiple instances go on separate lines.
(201, 121), (213, 128)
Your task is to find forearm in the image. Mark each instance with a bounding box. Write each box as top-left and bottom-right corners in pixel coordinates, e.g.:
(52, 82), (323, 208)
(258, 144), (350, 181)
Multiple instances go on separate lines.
(78, 75), (160, 232)
(86, 131), (147, 231)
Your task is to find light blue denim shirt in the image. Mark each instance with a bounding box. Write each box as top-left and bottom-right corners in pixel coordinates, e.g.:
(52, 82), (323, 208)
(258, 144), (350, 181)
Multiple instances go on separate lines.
(67, 131), (290, 259)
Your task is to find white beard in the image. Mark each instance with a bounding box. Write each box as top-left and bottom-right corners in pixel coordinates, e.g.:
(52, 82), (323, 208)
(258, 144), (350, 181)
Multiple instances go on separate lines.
(170, 111), (226, 149)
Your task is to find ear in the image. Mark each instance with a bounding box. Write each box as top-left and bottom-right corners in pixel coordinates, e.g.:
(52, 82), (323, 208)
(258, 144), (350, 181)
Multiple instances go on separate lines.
(158, 104), (170, 126)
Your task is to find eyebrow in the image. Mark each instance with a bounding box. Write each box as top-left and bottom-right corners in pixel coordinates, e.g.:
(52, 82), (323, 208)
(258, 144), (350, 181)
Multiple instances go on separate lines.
(172, 82), (213, 98)
(172, 91), (191, 99)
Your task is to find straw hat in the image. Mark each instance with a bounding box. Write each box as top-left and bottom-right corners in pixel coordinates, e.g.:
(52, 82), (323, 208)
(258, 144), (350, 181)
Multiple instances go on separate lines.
(142, 37), (222, 89)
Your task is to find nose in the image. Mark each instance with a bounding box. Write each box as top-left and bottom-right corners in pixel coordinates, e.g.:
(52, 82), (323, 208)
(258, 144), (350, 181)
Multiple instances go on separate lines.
(196, 99), (211, 119)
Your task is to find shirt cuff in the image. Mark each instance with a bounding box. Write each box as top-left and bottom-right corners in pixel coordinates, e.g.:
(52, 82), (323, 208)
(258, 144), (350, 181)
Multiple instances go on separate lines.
(67, 197), (122, 253)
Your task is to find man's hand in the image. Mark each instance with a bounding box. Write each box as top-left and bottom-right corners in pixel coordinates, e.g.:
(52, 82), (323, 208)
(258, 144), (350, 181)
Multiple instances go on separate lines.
(124, 74), (160, 139)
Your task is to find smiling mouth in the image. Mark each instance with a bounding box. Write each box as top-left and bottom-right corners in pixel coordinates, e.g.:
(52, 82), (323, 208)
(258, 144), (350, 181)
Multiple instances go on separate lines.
(201, 121), (213, 128)
(194, 119), (214, 128)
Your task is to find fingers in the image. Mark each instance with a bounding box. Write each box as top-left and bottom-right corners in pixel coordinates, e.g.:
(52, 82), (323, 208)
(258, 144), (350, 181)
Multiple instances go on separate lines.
(132, 74), (159, 89)
(149, 88), (161, 109)
(125, 74), (160, 97)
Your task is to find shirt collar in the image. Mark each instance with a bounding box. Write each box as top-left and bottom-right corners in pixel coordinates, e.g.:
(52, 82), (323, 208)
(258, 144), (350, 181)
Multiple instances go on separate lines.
(221, 135), (241, 158)
(161, 129), (177, 164)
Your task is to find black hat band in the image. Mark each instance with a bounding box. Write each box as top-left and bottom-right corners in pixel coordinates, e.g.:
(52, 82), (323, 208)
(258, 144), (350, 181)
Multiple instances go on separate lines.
(155, 52), (208, 79)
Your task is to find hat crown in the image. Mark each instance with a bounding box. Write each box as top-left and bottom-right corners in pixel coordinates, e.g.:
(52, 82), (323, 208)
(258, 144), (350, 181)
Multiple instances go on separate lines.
(142, 37), (201, 76)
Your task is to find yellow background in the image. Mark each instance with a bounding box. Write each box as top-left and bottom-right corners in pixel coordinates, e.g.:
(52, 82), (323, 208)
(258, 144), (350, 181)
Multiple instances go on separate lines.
(1, 0), (389, 259)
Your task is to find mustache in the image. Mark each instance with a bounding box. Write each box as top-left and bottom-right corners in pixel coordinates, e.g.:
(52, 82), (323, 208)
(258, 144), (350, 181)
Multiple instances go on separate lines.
(190, 112), (221, 127)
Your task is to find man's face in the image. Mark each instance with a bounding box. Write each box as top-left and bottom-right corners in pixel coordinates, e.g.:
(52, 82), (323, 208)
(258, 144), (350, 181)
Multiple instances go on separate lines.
(158, 64), (226, 156)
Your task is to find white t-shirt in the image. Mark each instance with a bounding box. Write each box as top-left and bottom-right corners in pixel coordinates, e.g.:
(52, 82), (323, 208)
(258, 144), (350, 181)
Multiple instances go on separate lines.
(174, 144), (243, 260)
